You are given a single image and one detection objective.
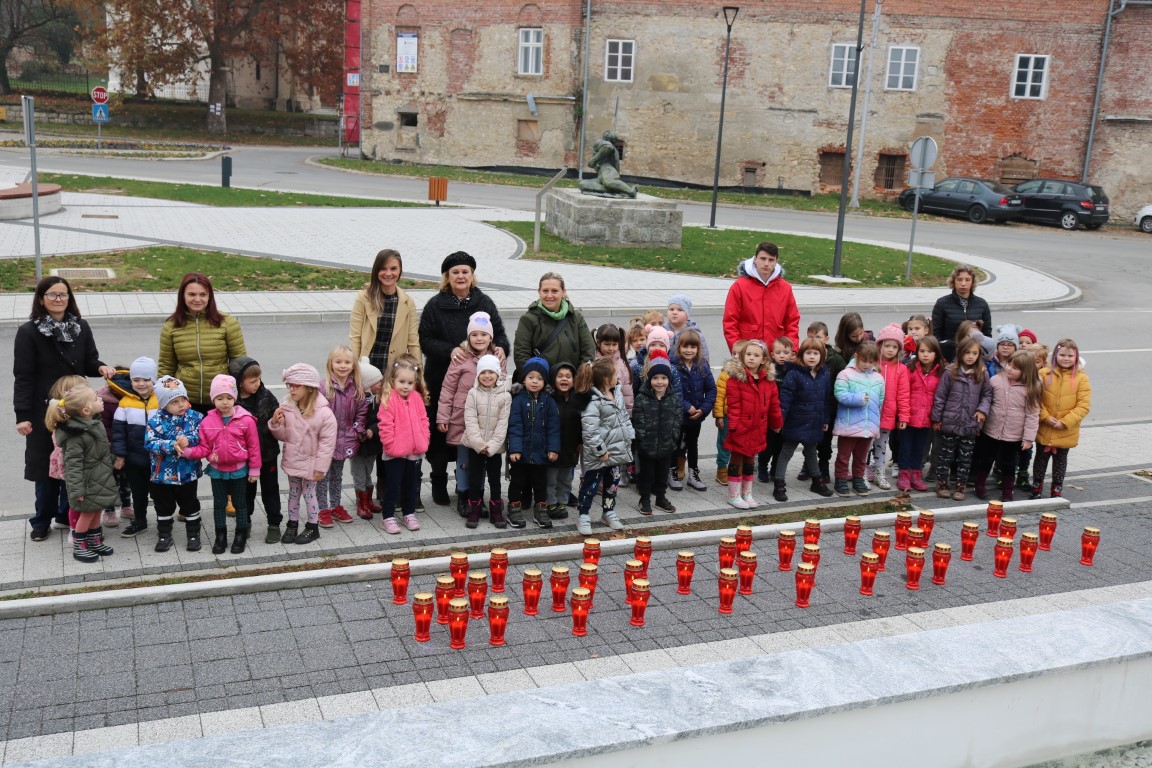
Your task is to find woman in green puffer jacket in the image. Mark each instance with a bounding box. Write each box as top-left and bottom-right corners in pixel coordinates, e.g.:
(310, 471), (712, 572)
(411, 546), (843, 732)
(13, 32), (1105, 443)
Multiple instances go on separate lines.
(158, 273), (247, 413)
(513, 272), (596, 381)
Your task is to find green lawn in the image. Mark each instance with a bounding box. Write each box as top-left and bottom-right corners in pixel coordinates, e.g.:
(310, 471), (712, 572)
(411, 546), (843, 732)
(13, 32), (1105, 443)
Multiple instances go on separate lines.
(493, 221), (956, 287)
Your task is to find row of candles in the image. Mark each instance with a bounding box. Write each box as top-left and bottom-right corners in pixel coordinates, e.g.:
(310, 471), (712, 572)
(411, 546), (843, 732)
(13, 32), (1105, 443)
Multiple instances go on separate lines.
(392, 502), (1101, 649)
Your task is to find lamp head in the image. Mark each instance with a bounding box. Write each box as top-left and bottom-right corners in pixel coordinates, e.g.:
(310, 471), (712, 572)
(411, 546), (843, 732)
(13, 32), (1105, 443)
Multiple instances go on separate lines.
(723, 6), (740, 26)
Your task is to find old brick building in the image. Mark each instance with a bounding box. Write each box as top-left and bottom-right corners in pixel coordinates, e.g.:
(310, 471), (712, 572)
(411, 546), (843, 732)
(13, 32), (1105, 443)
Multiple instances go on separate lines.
(358, 1), (1152, 214)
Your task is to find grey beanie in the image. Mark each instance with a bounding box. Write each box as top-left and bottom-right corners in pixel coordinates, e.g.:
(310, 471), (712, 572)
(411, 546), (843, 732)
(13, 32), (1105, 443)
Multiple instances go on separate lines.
(129, 356), (158, 382)
(155, 377), (189, 410)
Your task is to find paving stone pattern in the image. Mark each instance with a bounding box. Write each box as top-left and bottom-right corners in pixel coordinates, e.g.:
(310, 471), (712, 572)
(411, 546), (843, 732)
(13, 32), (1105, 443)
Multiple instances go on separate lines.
(1, 489), (1147, 743)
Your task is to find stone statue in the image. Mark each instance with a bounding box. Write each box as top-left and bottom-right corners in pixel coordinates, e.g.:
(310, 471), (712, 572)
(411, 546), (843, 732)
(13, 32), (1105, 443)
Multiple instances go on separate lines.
(579, 131), (638, 199)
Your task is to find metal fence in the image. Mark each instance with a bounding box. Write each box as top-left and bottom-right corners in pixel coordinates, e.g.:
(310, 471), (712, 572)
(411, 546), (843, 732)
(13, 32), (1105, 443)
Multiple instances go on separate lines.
(8, 68), (95, 95)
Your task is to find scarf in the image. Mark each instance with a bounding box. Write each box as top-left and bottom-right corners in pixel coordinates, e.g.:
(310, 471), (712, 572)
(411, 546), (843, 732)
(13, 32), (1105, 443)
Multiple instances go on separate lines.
(537, 299), (570, 321)
(35, 312), (81, 343)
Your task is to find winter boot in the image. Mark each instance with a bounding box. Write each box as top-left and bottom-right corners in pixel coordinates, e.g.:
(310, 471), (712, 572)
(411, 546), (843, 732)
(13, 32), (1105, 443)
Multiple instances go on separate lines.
(1016, 468), (1031, 488)
(676, 455), (687, 481)
(740, 477), (760, 508)
(230, 527), (249, 554)
(667, 468), (684, 492)
(834, 478), (851, 497)
(687, 467), (707, 491)
(852, 478), (871, 496)
(1000, 475), (1016, 503)
(655, 495), (677, 513)
(547, 503), (569, 520)
(1029, 482), (1044, 500)
(757, 455), (772, 483)
(466, 499), (483, 529)
(72, 532), (99, 563)
(364, 484), (383, 514)
(186, 519), (202, 551)
(430, 472), (450, 506)
(295, 522), (320, 545)
(973, 474), (989, 500)
(456, 493), (469, 518)
(896, 469), (912, 492)
(951, 483), (967, 502)
(727, 479), (750, 509)
(935, 468), (951, 498)
(1050, 484), (1063, 498)
(533, 503), (553, 529)
(280, 521), (299, 545)
(809, 478), (834, 498)
(772, 479), (788, 502)
(355, 490), (374, 520)
(818, 460), (832, 484)
(212, 528), (229, 555)
(910, 470), (928, 492)
(637, 496), (653, 515)
(264, 525), (281, 544)
(715, 467), (728, 485)
(155, 519), (174, 553)
(489, 499), (507, 529)
(88, 528), (114, 556)
(506, 502), (526, 529)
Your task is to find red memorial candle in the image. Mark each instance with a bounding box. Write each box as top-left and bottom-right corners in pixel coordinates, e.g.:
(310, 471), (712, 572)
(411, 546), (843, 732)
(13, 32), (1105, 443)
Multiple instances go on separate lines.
(860, 553), (879, 596)
(522, 568), (543, 616)
(487, 595), (509, 646)
(993, 537), (1014, 578)
(843, 516), (861, 555)
(737, 550), (758, 595)
(917, 510), (935, 541)
(634, 536), (653, 578)
(735, 525), (754, 554)
(894, 512), (912, 551)
(447, 598), (469, 650)
(999, 516), (1017, 542)
(905, 546), (925, 590)
(719, 537), (738, 570)
(488, 549), (509, 593)
(390, 558), (411, 605)
(578, 563), (598, 609)
(1019, 532), (1039, 573)
(718, 568), (738, 615)
(872, 531), (891, 571)
(435, 576), (454, 626)
(908, 526), (927, 551)
(803, 518), (822, 546)
(570, 587), (591, 637)
(795, 563), (816, 608)
(931, 542), (951, 586)
(1038, 513), (1057, 551)
(1080, 527), (1100, 567)
(801, 543), (821, 571)
(777, 530), (797, 571)
(629, 579), (650, 627)
(624, 559), (644, 604)
(550, 566), (570, 613)
(960, 522), (980, 561)
(412, 592), (433, 642)
(986, 501), (1004, 538)
(582, 538), (601, 565)
(676, 551), (696, 595)
(467, 571), (488, 620)
(449, 551), (469, 597)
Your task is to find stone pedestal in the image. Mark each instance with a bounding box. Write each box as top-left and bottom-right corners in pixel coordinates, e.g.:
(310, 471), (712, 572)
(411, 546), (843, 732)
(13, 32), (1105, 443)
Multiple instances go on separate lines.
(545, 187), (682, 248)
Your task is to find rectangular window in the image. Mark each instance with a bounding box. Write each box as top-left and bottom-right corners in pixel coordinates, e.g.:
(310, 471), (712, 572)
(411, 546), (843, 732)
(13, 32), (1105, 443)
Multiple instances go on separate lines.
(605, 39), (635, 82)
(819, 150), (846, 187)
(886, 46), (918, 91)
(874, 153), (907, 190)
(518, 28), (543, 75)
(1013, 54), (1048, 99)
(517, 119), (540, 142)
(829, 43), (857, 88)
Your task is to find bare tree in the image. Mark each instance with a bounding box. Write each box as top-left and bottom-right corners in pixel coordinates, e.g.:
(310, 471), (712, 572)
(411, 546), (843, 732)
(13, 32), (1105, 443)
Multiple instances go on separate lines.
(0, 0), (80, 93)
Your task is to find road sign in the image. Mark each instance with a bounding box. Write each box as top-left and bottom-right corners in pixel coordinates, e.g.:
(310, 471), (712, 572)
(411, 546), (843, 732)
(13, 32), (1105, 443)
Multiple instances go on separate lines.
(91, 86), (109, 105)
(908, 170), (936, 189)
(92, 104), (110, 123)
(909, 136), (938, 171)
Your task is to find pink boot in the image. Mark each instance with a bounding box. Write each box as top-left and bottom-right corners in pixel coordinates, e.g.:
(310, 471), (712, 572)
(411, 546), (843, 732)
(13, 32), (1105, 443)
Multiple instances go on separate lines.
(896, 469), (911, 492)
(910, 470), (928, 491)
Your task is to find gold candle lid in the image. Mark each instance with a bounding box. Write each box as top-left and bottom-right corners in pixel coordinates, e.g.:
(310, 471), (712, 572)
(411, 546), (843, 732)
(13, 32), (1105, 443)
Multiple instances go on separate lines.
(804, 518), (820, 527)
(779, 530), (797, 539)
(861, 552), (880, 563)
(1021, 532), (1039, 542)
(571, 587), (591, 600)
(677, 550), (695, 560)
(436, 575), (455, 588)
(635, 535), (652, 547)
(963, 521), (980, 531)
(583, 538), (601, 548)
(391, 557), (410, 569)
(631, 579), (650, 592)
(551, 565), (570, 577)
(719, 568), (739, 580)
(468, 571), (487, 583)
(1083, 526), (1100, 536)
(489, 595), (509, 609)
(447, 597), (468, 612)
(738, 550), (757, 562)
(413, 592), (434, 605)
(523, 568), (543, 581)
(909, 527), (924, 537)
(797, 562), (816, 574)
(896, 512), (913, 522)
(907, 546), (925, 558)
(720, 536), (737, 546)
(845, 516), (861, 525)
(1040, 512), (1058, 522)
(579, 563), (598, 575)
(918, 510), (935, 520)
(802, 543), (820, 554)
(987, 500), (1004, 510)
(933, 543), (952, 553)
(736, 525), (754, 535)
(1000, 517), (1017, 527)
(625, 559), (644, 571)
(996, 537), (1015, 547)
(873, 530), (891, 540)
(450, 551), (469, 563)
(490, 548), (508, 559)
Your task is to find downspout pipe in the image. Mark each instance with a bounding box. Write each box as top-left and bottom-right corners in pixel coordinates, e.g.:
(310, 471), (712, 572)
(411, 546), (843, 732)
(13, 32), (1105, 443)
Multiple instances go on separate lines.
(1083, 0), (1120, 183)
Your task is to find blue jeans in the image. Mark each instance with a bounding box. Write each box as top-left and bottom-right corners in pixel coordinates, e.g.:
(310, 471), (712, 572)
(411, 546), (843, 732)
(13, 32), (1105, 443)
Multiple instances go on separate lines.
(715, 417), (730, 470)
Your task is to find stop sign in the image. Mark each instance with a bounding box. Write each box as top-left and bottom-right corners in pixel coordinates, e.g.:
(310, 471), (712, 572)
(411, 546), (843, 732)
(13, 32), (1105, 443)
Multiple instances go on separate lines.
(91, 87), (109, 104)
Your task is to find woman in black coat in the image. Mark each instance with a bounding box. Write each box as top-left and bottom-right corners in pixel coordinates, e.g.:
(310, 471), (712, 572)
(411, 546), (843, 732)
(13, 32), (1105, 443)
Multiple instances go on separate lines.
(418, 251), (510, 506)
(931, 264), (992, 362)
(13, 277), (115, 541)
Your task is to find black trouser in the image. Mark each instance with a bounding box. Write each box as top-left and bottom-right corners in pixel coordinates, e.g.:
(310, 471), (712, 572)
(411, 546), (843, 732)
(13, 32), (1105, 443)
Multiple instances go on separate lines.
(758, 429), (784, 475)
(124, 464), (152, 523)
(151, 481), (201, 535)
(508, 463), (548, 507)
(937, 433), (976, 485)
(679, 420), (703, 469)
(30, 478), (68, 531)
(466, 450), (503, 502)
(244, 464), (282, 527)
(638, 452), (672, 501)
(381, 457), (420, 519)
(972, 434), (1022, 480)
(817, 402), (838, 478)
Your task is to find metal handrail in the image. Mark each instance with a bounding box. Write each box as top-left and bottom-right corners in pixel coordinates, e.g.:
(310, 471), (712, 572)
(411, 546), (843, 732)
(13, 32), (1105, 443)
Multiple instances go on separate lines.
(534, 167), (569, 256)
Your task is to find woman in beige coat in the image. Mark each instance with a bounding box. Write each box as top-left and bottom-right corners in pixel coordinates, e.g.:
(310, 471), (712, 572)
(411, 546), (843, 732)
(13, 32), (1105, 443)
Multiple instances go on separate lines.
(349, 249), (422, 375)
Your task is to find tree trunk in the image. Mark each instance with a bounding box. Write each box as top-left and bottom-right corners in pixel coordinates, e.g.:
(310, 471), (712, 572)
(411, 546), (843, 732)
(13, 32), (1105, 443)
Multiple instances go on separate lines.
(206, 49), (228, 133)
(0, 45), (13, 95)
(134, 66), (150, 99)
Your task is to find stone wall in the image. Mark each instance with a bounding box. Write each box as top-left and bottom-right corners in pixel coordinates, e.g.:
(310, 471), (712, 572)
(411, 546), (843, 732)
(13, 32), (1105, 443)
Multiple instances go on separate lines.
(545, 187), (682, 248)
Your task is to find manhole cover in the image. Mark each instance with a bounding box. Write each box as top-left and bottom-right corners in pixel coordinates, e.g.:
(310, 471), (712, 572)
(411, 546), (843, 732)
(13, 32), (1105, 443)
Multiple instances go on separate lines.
(51, 268), (116, 279)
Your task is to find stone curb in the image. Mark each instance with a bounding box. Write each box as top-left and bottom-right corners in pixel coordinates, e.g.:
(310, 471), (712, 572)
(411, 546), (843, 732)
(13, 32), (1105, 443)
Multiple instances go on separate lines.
(0, 497), (1069, 619)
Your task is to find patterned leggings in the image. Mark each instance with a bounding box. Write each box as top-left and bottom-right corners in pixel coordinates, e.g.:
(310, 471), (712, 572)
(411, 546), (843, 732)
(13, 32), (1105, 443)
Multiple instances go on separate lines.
(937, 433), (976, 485)
(1032, 445), (1070, 490)
(577, 466), (621, 517)
(316, 459), (345, 510)
(287, 477), (320, 525)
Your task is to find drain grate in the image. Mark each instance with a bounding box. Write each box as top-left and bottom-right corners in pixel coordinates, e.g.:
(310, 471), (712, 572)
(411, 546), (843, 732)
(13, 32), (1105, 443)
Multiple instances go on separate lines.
(51, 268), (116, 279)
(81, 214), (119, 219)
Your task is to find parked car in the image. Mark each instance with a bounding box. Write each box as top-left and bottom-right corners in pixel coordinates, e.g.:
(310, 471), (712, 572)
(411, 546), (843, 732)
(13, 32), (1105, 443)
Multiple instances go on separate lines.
(898, 178), (1023, 224)
(1135, 204), (1152, 234)
(1011, 179), (1110, 231)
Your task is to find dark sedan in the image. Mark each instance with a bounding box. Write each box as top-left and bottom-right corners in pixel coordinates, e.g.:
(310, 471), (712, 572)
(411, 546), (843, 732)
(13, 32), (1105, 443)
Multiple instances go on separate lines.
(898, 177), (1023, 224)
(1011, 179), (1110, 231)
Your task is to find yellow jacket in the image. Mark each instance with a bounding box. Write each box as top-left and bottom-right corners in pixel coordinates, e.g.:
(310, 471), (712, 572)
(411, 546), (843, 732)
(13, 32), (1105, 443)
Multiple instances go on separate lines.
(349, 287), (421, 367)
(1035, 366), (1091, 449)
(713, 369), (731, 419)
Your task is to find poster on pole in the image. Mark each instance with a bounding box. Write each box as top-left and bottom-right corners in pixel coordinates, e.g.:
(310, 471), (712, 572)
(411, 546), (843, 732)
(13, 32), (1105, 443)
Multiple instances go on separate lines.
(396, 33), (418, 73)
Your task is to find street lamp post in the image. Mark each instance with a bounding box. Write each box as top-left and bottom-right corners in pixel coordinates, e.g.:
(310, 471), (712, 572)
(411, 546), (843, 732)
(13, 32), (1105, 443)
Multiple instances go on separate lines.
(831, 0), (868, 277)
(709, 6), (739, 228)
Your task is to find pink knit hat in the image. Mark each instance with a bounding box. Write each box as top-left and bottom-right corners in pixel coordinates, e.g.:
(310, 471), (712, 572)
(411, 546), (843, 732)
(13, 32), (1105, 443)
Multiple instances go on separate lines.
(467, 311), (494, 340)
(876, 323), (904, 346)
(281, 363), (322, 388)
(645, 324), (673, 350)
(209, 374), (237, 401)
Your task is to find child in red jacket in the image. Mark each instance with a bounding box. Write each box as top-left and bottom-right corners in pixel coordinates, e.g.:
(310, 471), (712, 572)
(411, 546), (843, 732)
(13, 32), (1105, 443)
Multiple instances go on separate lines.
(900, 336), (943, 491)
(721, 340), (783, 510)
(870, 324), (910, 491)
(378, 354), (431, 534)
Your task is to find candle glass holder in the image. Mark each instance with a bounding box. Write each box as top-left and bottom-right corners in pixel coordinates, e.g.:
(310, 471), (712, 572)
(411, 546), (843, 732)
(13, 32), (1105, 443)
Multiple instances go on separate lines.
(1038, 513), (1057, 551)
(718, 568), (738, 614)
(719, 537), (738, 570)
(676, 551), (696, 595)
(447, 598), (469, 650)
(412, 593), (433, 642)
(960, 522), (980, 561)
(570, 587), (591, 637)
(488, 596), (509, 646)
(803, 518), (821, 546)
(450, 552), (469, 597)
(986, 501), (1004, 538)
(624, 559), (644, 603)
(917, 510), (935, 540)
(843, 516), (862, 555)
(578, 563), (599, 609)
(737, 550), (758, 595)
(872, 531), (891, 571)
(390, 558), (411, 605)
(860, 553), (879, 596)
(801, 543), (821, 571)
(735, 525), (754, 554)
(467, 571), (488, 620)
(634, 537), (653, 578)
(894, 512), (912, 550)
(629, 580), (650, 627)
(993, 537), (1014, 578)
(908, 527), (926, 551)
(582, 538), (601, 565)
(435, 576), (455, 625)
(550, 566), (570, 613)
(489, 549), (509, 593)
(777, 531), (797, 571)
(522, 568), (543, 616)
(931, 543), (951, 585)
(905, 547), (926, 590)
(795, 563), (816, 608)
(1019, 533), (1039, 572)
(1080, 527), (1100, 566)
(999, 517), (1017, 542)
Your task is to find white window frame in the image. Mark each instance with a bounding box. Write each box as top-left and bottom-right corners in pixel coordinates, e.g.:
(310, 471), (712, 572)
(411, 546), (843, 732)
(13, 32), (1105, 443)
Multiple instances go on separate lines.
(518, 27), (543, 76)
(829, 43), (857, 88)
(605, 39), (635, 83)
(1012, 54), (1049, 99)
(886, 46), (919, 91)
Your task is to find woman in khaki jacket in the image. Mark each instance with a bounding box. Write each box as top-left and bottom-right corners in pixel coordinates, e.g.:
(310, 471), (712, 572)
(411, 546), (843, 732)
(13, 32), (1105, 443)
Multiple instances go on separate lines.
(350, 249), (422, 375)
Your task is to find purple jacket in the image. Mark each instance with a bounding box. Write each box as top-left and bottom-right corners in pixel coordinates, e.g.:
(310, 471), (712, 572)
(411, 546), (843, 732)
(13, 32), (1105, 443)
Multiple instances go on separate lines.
(931, 367), (992, 437)
(321, 378), (368, 460)
(184, 405), (262, 476)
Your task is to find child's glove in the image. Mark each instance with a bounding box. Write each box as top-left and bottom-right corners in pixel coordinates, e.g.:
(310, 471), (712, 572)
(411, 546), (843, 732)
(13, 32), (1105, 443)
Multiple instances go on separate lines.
(903, 335), (918, 355)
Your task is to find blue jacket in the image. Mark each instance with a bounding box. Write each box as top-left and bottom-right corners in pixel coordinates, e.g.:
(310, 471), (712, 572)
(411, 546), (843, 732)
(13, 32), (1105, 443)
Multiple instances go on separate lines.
(778, 362), (833, 445)
(145, 408), (204, 485)
(833, 361), (885, 438)
(508, 387), (561, 465)
(108, 372), (159, 468)
(674, 358), (716, 421)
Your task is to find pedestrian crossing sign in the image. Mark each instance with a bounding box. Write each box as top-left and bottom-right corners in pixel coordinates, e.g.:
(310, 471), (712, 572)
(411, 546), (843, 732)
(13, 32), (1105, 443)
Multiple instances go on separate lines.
(92, 104), (110, 123)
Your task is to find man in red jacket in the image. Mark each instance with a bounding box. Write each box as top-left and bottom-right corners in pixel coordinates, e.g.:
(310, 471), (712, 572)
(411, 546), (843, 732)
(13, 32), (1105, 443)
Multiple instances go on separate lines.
(722, 242), (801, 354)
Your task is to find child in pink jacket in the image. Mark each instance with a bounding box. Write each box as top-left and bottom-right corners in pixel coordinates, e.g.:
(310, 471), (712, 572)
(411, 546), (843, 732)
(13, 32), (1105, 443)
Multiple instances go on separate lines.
(183, 375), (261, 555)
(269, 364), (337, 546)
(378, 354), (431, 534)
(870, 324), (910, 491)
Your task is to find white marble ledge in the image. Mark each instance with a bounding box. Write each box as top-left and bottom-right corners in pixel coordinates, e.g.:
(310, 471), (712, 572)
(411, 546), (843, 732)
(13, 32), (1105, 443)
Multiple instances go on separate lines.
(12, 597), (1152, 768)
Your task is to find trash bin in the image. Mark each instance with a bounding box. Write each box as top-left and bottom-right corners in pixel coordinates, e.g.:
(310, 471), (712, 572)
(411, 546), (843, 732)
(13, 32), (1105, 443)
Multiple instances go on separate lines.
(428, 176), (448, 206)
(221, 156), (232, 188)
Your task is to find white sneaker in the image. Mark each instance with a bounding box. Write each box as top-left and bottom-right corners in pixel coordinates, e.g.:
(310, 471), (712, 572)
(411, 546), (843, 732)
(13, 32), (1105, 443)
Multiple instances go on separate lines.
(727, 494), (750, 510)
(603, 510), (624, 531)
(576, 516), (592, 535)
(874, 474), (892, 491)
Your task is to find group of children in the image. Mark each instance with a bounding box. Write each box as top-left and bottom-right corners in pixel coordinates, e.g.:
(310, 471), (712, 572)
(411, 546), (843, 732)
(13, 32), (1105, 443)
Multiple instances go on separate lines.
(43, 293), (1090, 563)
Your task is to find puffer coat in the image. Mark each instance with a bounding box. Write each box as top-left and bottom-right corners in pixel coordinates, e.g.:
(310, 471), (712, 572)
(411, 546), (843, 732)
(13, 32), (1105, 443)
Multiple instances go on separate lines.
(108, 373), (159, 468)
(513, 301), (596, 380)
(321, 377), (368, 460)
(877, 358), (910, 430)
(675, 358), (716, 422)
(437, 344), (505, 445)
(554, 389), (591, 467)
(906, 363), (943, 429)
(462, 378), (512, 456)
(833, 362), (885, 438)
(982, 374), (1040, 444)
(722, 361), (783, 456)
(146, 408), (204, 485)
(270, 394), (338, 479)
(56, 416), (118, 513)
(931, 367), (992, 437)
(157, 312), (246, 406)
(1036, 366), (1092, 449)
(581, 384), (634, 470)
(778, 362), (832, 445)
(632, 386), (683, 457)
(508, 388), (561, 465)
(596, 350), (633, 412)
(231, 356), (281, 463)
(183, 405), (262, 475)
